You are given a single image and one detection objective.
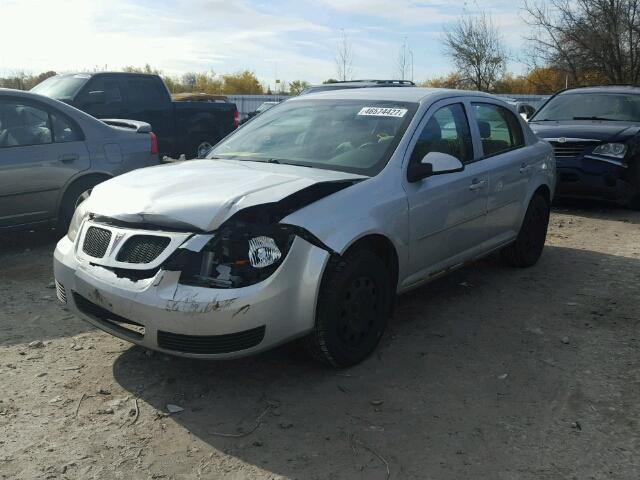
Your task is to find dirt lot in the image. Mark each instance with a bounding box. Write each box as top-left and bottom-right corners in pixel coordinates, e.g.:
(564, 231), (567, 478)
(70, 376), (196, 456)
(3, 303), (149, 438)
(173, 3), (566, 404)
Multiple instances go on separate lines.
(1, 204), (639, 480)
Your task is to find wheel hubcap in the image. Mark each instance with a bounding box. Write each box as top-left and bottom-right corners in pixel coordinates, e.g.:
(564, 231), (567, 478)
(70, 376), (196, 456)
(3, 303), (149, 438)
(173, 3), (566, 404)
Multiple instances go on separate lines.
(75, 189), (92, 209)
(197, 142), (213, 158)
(338, 276), (378, 346)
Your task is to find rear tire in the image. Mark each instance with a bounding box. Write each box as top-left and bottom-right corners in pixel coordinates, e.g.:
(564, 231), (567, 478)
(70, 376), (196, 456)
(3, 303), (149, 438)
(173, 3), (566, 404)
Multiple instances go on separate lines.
(502, 193), (550, 268)
(305, 249), (393, 368)
(57, 177), (107, 232)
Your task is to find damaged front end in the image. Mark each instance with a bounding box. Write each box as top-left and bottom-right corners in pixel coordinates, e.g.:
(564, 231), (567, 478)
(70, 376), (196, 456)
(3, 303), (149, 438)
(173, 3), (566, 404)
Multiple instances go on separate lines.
(161, 181), (353, 289)
(79, 180), (356, 290)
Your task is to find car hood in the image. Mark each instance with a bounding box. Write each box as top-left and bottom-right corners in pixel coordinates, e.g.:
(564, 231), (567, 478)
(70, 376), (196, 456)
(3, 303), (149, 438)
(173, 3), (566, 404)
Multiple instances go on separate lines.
(85, 159), (366, 231)
(529, 120), (640, 141)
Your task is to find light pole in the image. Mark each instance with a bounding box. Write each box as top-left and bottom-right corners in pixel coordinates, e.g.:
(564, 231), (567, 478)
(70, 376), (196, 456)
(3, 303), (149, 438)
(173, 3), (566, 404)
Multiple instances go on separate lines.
(409, 49), (414, 82)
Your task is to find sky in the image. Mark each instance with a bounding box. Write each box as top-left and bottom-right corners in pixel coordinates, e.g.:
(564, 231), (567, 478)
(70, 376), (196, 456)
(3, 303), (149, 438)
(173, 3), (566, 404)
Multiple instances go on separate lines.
(0, 0), (528, 89)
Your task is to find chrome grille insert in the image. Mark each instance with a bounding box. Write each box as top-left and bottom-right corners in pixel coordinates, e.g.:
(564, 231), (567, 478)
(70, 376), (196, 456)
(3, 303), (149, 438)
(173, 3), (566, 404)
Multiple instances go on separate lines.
(82, 226), (112, 258)
(116, 235), (171, 264)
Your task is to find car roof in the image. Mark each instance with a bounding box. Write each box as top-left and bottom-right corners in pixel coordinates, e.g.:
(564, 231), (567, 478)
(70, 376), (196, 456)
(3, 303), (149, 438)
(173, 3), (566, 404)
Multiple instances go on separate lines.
(290, 86), (501, 104)
(559, 85), (640, 95)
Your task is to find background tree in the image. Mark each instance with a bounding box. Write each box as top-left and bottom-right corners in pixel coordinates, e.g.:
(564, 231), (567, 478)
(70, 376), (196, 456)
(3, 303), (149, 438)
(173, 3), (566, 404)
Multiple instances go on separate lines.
(288, 80), (311, 95)
(523, 0), (640, 85)
(442, 13), (507, 91)
(420, 72), (467, 89)
(335, 29), (354, 81)
(221, 70), (263, 94)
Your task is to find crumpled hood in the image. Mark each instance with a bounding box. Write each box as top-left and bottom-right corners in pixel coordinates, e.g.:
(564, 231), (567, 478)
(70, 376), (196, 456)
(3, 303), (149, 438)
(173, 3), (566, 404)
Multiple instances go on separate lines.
(529, 120), (640, 141)
(85, 159), (366, 231)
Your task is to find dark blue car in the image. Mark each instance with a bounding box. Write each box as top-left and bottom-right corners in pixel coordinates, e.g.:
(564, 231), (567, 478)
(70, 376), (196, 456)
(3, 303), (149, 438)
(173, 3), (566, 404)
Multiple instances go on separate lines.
(529, 85), (640, 208)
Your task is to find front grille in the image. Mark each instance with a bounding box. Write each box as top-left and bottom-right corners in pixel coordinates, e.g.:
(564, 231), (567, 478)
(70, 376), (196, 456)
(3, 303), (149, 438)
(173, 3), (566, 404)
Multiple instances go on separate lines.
(55, 280), (67, 304)
(116, 235), (170, 264)
(73, 292), (144, 339)
(82, 227), (112, 258)
(550, 142), (592, 159)
(157, 326), (266, 354)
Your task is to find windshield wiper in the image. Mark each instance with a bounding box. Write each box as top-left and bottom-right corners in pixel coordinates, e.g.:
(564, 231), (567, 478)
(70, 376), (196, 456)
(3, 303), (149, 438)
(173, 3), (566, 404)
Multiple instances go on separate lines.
(573, 116), (617, 121)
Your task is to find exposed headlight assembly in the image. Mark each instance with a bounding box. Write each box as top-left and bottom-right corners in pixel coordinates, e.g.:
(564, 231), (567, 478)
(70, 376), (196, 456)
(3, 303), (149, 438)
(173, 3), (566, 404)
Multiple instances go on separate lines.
(592, 143), (627, 158)
(165, 225), (294, 289)
(67, 202), (89, 242)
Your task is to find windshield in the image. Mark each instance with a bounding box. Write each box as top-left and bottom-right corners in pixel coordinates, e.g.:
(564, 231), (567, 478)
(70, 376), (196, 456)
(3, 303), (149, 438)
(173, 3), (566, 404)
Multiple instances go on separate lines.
(209, 99), (417, 175)
(532, 93), (640, 122)
(31, 74), (90, 100)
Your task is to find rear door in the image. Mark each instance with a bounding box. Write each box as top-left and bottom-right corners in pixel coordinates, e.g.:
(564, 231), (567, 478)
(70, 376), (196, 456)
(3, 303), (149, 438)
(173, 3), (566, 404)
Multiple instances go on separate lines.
(403, 99), (491, 280)
(470, 101), (532, 242)
(0, 98), (89, 227)
(118, 75), (174, 156)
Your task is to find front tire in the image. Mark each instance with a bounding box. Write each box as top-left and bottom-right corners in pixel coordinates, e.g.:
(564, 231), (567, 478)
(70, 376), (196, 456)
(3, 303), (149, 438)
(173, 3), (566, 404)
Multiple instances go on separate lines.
(502, 193), (550, 268)
(305, 250), (393, 368)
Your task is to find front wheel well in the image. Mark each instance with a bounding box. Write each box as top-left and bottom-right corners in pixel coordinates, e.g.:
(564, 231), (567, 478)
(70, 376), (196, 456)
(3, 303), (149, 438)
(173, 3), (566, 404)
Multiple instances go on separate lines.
(58, 173), (112, 215)
(342, 234), (399, 292)
(533, 184), (551, 205)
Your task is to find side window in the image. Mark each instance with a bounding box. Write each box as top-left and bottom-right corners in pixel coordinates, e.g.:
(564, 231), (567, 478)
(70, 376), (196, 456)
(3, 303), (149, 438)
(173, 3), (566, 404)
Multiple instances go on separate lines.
(51, 112), (83, 142)
(121, 76), (165, 107)
(411, 103), (473, 164)
(0, 101), (52, 148)
(472, 103), (524, 157)
(83, 77), (123, 104)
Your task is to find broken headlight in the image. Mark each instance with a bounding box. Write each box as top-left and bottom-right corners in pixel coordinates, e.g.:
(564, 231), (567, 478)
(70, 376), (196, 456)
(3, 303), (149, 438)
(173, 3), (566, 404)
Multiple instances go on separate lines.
(165, 225), (294, 289)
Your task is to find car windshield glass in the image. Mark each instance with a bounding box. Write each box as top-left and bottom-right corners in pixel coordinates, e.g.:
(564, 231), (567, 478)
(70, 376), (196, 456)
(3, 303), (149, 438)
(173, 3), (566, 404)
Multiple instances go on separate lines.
(209, 99), (417, 175)
(531, 93), (640, 122)
(31, 75), (90, 100)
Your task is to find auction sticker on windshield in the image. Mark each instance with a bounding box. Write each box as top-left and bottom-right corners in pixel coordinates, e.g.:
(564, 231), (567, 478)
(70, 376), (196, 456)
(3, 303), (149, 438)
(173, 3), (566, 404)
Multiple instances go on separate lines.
(357, 107), (408, 117)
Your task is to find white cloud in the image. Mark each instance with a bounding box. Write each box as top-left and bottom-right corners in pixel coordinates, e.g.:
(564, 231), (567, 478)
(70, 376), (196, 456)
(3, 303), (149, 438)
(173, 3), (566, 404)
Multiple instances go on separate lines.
(316, 0), (455, 24)
(0, 0), (335, 85)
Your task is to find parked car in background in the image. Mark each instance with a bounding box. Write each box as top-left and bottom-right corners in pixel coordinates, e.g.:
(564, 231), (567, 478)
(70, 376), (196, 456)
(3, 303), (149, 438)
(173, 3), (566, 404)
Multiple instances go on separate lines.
(299, 79), (416, 95)
(54, 87), (554, 367)
(240, 101), (280, 125)
(32, 73), (239, 159)
(0, 88), (159, 231)
(504, 99), (537, 120)
(529, 85), (640, 208)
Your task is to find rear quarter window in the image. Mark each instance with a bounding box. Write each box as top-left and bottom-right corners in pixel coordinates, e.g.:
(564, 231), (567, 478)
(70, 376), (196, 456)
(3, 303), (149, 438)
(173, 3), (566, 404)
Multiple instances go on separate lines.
(472, 103), (524, 157)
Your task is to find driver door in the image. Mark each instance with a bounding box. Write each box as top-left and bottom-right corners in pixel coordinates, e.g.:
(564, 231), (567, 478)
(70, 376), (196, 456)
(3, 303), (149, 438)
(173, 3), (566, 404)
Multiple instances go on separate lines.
(402, 100), (491, 284)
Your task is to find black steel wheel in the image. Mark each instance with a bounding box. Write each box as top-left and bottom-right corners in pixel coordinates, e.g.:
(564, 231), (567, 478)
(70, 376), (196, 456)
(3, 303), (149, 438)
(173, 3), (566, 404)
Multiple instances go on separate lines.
(502, 193), (550, 268)
(305, 249), (393, 368)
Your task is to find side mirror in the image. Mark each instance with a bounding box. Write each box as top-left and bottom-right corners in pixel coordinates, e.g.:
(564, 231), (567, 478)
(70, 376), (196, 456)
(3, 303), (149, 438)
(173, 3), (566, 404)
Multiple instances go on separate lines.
(86, 90), (105, 104)
(407, 151), (464, 183)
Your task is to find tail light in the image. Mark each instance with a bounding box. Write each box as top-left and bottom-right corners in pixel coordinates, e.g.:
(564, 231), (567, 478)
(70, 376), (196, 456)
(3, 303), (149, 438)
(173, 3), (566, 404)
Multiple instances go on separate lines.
(150, 132), (159, 155)
(233, 110), (239, 128)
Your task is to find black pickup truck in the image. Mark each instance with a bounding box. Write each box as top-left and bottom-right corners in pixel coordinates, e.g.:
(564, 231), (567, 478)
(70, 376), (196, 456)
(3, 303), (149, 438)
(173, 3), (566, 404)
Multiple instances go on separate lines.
(32, 72), (239, 158)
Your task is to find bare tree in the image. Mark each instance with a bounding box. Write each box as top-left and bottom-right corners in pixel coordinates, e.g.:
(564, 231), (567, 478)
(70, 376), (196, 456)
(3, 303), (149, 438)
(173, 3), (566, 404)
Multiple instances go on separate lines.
(335, 29), (354, 81)
(523, 0), (640, 85)
(442, 13), (507, 91)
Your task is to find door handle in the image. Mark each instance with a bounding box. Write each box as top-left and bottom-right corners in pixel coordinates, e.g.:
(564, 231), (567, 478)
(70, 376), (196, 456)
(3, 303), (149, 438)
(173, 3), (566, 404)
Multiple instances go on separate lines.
(519, 163), (532, 174)
(59, 153), (78, 163)
(469, 179), (487, 191)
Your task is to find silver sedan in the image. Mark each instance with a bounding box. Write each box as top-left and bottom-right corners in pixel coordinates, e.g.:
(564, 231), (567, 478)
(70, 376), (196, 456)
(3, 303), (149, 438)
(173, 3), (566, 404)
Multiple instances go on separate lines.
(53, 87), (555, 367)
(0, 88), (158, 231)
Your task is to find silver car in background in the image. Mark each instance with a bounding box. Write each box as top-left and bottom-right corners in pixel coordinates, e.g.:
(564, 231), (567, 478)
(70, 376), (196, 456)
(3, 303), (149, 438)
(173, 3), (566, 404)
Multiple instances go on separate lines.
(54, 87), (555, 367)
(0, 88), (159, 231)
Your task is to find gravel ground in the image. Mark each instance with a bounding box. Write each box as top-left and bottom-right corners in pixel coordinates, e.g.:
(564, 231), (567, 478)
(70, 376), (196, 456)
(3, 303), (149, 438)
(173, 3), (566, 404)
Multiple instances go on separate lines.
(1, 203), (639, 480)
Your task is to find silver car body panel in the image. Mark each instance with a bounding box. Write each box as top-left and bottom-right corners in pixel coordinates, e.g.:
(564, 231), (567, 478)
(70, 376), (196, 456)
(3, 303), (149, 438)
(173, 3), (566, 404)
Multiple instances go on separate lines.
(84, 159), (366, 231)
(53, 87), (555, 358)
(0, 88), (157, 229)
